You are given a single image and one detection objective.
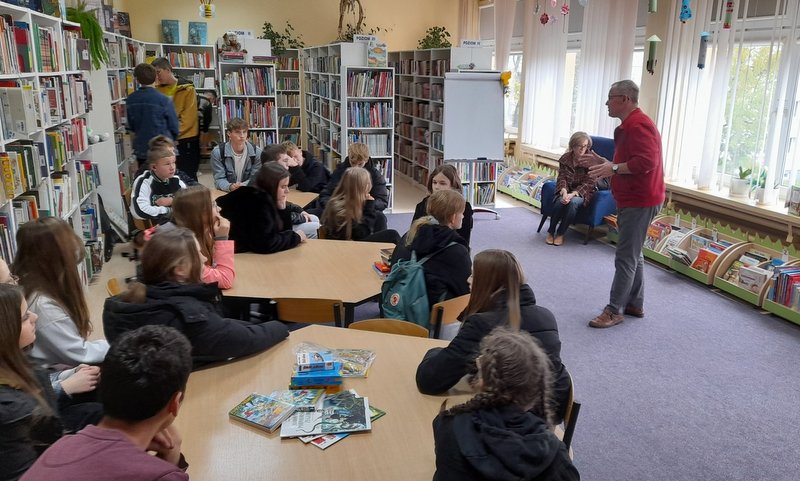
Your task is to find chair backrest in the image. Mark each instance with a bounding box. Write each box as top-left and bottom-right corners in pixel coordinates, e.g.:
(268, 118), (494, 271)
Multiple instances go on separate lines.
(123, 188), (155, 232)
(106, 278), (123, 296)
(429, 293), (470, 339)
(317, 225), (328, 239)
(272, 298), (344, 327)
(590, 136), (615, 162)
(348, 319), (429, 338)
(561, 370), (581, 450)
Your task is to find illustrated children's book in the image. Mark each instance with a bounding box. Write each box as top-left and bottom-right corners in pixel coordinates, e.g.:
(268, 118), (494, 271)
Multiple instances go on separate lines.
(279, 391), (371, 438)
(161, 20), (181, 44)
(229, 393), (296, 433)
(188, 22), (208, 45)
(296, 351), (335, 372)
(267, 389), (325, 412)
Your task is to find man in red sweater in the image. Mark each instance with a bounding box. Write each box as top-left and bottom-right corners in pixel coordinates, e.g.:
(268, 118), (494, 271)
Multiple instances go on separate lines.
(587, 80), (665, 328)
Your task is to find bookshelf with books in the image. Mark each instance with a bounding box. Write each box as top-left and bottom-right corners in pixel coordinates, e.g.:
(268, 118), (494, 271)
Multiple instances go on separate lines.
(663, 226), (746, 285)
(0, 3), (103, 282)
(713, 242), (793, 308)
(276, 48), (302, 145)
(388, 48), (492, 198)
(218, 61), (278, 148)
(303, 42), (395, 209)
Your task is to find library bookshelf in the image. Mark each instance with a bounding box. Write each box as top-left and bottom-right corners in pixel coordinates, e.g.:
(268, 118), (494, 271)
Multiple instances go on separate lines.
(276, 48), (302, 145)
(388, 48), (493, 206)
(303, 42), (395, 209)
(0, 3), (104, 283)
(218, 60), (278, 148)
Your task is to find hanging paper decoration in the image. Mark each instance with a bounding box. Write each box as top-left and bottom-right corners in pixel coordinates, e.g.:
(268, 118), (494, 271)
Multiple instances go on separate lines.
(551, 0), (557, 7)
(648, 0), (657, 13)
(578, 0), (588, 6)
(561, 2), (569, 32)
(646, 35), (661, 74)
(199, 0), (216, 19)
(723, 1), (735, 29)
(534, 1), (541, 14)
(697, 32), (710, 69)
(680, 0), (692, 23)
(500, 71), (512, 95)
(540, 11), (550, 24)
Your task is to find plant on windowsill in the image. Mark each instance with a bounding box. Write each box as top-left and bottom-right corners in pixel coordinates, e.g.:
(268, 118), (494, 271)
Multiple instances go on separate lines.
(729, 166), (751, 197)
(418, 26), (452, 49)
(66, 1), (109, 70)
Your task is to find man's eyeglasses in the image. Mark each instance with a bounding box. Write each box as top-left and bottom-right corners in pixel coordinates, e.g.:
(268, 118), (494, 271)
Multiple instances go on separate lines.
(607, 94), (626, 101)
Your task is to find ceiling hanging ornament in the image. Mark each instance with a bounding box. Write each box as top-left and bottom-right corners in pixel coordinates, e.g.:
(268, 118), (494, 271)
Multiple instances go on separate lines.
(578, 0), (588, 6)
(540, 1), (550, 25)
(534, 1), (541, 15)
(680, 0), (692, 23)
(551, 0), (557, 7)
(199, 0), (216, 19)
(561, 2), (569, 32)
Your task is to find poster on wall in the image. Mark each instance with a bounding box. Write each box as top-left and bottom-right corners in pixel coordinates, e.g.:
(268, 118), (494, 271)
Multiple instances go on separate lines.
(161, 19), (181, 44)
(188, 22), (208, 45)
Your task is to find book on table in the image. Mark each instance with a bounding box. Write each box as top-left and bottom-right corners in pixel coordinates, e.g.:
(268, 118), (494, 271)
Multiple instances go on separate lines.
(229, 393), (296, 433)
(280, 390), (372, 438)
(290, 362), (343, 387)
(296, 351), (335, 372)
(268, 389), (325, 412)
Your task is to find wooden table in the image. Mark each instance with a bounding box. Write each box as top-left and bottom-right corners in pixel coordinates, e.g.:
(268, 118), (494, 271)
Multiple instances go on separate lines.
(174, 325), (470, 481)
(212, 188), (319, 208)
(225, 239), (394, 322)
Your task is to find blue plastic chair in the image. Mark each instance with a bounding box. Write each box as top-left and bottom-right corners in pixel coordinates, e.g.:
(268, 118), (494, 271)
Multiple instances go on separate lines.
(536, 136), (617, 244)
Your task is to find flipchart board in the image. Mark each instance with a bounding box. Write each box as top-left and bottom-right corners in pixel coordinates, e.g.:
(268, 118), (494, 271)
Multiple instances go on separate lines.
(442, 71), (505, 161)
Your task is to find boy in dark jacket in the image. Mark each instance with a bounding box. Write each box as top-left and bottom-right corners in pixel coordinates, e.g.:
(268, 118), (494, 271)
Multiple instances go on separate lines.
(126, 63), (180, 170)
(282, 141), (330, 193)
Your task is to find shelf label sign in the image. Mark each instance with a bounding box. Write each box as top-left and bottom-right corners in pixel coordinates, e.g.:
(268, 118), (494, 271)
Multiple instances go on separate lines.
(353, 35), (377, 44)
(230, 29), (254, 38)
(460, 39), (483, 47)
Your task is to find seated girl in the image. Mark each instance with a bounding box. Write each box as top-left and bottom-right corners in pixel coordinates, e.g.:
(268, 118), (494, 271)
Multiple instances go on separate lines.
(390, 189), (471, 311)
(412, 164), (473, 246)
(321, 167), (400, 244)
(261, 145), (320, 239)
(102, 227), (289, 367)
(14, 218), (109, 367)
(415, 249), (572, 422)
(216, 161), (307, 254)
(432, 327), (579, 481)
(172, 185), (235, 289)
(545, 131), (597, 246)
(0, 284), (102, 481)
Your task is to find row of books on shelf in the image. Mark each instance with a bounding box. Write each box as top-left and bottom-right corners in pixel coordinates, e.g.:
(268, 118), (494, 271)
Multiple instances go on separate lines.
(470, 183), (495, 205)
(277, 56), (299, 71)
(106, 38), (140, 70)
(0, 77), (89, 137)
(278, 114), (300, 128)
(280, 133), (299, 143)
(346, 71), (392, 98)
(166, 49), (213, 69)
(303, 53), (340, 74)
(222, 98), (276, 129)
(45, 118), (89, 171)
(416, 102), (443, 123)
(247, 130), (277, 148)
(107, 70), (135, 101)
(277, 92), (299, 108)
(393, 58), (451, 77)
(81, 239), (103, 285)
(220, 67), (275, 97)
(398, 80), (443, 101)
(61, 28), (91, 72)
(38, 75), (91, 125)
(114, 132), (132, 166)
(219, 51), (245, 62)
(277, 77), (300, 91)
(347, 132), (390, 157)
(347, 101), (392, 128)
(453, 161), (497, 182)
(768, 266), (800, 309)
(306, 78), (341, 100)
(722, 250), (783, 293)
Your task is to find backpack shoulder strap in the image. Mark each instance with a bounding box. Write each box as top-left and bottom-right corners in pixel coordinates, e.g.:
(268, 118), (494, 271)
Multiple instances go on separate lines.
(418, 241), (458, 265)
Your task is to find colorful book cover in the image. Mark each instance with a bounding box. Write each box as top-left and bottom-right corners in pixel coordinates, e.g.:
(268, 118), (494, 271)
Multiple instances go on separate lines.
(188, 21), (207, 45)
(691, 248), (719, 274)
(267, 389), (325, 412)
(280, 392), (371, 438)
(161, 19), (181, 44)
(229, 393), (296, 433)
(115, 11), (132, 37)
(296, 351), (335, 372)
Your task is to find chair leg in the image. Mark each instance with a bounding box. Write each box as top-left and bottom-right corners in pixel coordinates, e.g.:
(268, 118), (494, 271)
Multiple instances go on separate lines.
(537, 215), (548, 233)
(562, 401), (581, 450)
(583, 226), (593, 245)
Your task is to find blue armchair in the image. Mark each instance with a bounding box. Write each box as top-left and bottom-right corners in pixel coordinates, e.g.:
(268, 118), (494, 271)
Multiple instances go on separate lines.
(536, 136), (617, 244)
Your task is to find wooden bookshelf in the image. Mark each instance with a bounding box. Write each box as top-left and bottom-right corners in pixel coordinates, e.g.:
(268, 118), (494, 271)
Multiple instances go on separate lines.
(276, 48), (302, 145)
(218, 61), (278, 148)
(303, 42), (394, 209)
(0, 3), (104, 282)
(388, 48), (492, 204)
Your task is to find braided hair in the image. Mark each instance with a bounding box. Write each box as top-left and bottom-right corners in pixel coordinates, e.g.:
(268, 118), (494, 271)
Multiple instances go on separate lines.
(443, 327), (556, 426)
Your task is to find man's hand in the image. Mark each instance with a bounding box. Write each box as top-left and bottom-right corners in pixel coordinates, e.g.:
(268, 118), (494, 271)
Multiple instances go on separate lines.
(148, 425), (183, 466)
(589, 161), (614, 179)
(229, 182), (241, 191)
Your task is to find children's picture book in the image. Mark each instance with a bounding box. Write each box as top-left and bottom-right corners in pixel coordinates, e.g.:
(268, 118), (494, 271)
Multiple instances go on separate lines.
(229, 393), (296, 433)
(280, 392), (371, 438)
(116, 12), (132, 38)
(188, 22), (208, 45)
(367, 41), (388, 67)
(290, 361), (343, 387)
(161, 20), (181, 44)
(690, 248), (719, 274)
(267, 389), (325, 412)
(380, 247), (394, 265)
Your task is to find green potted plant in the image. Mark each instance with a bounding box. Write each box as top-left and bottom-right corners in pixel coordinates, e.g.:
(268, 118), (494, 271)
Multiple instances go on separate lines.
(66, 1), (109, 70)
(259, 21), (305, 56)
(729, 165), (751, 197)
(418, 26), (452, 49)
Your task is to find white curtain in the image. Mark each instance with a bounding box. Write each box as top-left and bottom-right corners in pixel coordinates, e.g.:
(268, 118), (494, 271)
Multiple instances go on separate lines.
(518, 0), (568, 148)
(458, 0), (480, 42)
(494, 0), (517, 71)
(573, 0), (637, 137)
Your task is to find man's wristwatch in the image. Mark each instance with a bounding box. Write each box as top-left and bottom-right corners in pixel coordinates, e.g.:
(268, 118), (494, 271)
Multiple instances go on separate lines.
(611, 164), (620, 174)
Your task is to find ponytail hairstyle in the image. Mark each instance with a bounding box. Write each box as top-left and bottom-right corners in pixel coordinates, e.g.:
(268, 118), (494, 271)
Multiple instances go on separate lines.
(460, 249), (524, 330)
(172, 185), (215, 266)
(405, 189), (466, 246)
(147, 135), (176, 166)
(0, 284), (50, 410)
(321, 167), (371, 240)
(14, 217), (92, 338)
(443, 327), (555, 426)
(140, 227), (203, 285)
